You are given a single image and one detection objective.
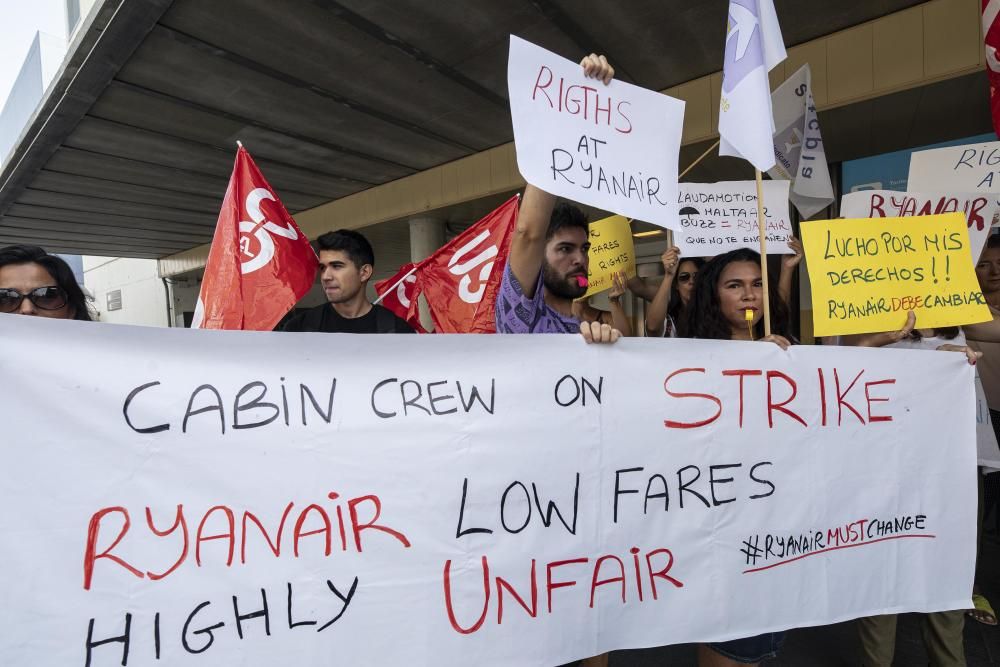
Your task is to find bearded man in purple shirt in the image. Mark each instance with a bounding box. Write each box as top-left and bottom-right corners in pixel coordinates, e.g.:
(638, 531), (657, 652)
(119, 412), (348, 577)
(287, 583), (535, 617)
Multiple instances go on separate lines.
(495, 54), (621, 346)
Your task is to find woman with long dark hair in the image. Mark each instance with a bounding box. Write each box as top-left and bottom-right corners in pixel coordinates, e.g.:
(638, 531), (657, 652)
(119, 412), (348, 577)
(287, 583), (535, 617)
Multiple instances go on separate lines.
(0, 244), (92, 321)
(685, 247), (791, 347)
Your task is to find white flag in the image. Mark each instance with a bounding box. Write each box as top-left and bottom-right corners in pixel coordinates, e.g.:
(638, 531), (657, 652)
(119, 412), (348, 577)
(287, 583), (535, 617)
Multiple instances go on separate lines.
(768, 64), (834, 219)
(718, 0), (787, 171)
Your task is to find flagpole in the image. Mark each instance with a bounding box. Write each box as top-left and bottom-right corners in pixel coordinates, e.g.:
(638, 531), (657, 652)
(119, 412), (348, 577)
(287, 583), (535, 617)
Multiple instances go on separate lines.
(373, 266), (419, 306)
(754, 168), (772, 337)
(679, 139), (720, 179)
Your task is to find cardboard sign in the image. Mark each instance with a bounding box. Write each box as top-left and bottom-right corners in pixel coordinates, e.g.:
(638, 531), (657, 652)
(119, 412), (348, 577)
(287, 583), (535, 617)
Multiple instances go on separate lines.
(674, 180), (792, 256)
(0, 316), (978, 665)
(908, 140), (1000, 193)
(507, 35), (684, 227)
(801, 213), (992, 337)
(840, 190), (998, 262)
(582, 215), (635, 298)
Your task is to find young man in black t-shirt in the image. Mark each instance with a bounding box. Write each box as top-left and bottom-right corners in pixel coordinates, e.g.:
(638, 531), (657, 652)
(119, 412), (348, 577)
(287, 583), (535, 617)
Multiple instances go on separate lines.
(283, 229), (415, 334)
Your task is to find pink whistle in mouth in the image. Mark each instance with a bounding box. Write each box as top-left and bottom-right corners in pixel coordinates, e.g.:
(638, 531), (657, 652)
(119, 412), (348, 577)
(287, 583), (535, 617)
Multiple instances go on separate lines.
(576, 275), (589, 288)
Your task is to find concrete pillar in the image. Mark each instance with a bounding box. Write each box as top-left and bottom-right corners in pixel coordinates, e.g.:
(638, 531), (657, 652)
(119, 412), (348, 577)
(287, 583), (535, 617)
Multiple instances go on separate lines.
(408, 217), (446, 331)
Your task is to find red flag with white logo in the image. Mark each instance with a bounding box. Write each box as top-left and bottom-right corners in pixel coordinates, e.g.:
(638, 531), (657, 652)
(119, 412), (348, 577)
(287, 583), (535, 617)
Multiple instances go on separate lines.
(374, 263), (425, 333)
(192, 145), (316, 330)
(415, 195), (519, 333)
(985, 0), (1000, 136)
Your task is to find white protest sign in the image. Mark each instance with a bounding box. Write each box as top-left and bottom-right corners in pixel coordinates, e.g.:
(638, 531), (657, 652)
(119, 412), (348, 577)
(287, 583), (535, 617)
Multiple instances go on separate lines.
(840, 190), (999, 263)
(507, 35), (684, 227)
(0, 316), (978, 666)
(674, 180), (792, 256)
(908, 141), (1000, 193)
(976, 371), (1000, 468)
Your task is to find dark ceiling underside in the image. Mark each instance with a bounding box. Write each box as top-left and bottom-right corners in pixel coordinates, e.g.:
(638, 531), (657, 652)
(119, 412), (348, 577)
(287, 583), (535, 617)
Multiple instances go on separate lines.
(0, 0), (941, 257)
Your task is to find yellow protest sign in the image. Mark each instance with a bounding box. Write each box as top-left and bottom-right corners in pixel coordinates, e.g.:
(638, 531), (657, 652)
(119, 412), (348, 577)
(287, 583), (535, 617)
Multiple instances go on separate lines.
(800, 213), (991, 337)
(582, 215), (635, 299)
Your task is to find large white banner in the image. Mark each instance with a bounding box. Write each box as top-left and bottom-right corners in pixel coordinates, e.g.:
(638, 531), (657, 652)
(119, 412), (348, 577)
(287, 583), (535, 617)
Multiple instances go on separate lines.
(840, 190), (998, 262)
(0, 316), (978, 666)
(507, 35), (684, 228)
(908, 140), (1000, 193)
(675, 180), (792, 256)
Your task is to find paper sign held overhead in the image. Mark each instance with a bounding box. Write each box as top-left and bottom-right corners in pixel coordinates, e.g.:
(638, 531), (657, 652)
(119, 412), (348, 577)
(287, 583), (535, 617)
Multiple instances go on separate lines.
(507, 35), (684, 227)
(581, 215), (635, 298)
(674, 180), (792, 257)
(907, 141), (1000, 193)
(800, 213), (992, 337)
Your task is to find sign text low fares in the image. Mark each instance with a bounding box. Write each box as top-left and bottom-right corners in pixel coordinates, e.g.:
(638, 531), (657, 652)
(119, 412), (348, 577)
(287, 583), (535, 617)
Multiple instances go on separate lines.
(801, 213), (991, 337)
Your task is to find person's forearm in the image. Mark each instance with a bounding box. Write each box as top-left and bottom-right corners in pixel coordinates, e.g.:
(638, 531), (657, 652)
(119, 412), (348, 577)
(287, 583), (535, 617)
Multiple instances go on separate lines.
(608, 299), (632, 337)
(507, 184), (557, 298)
(644, 276), (673, 337)
(777, 263), (794, 308)
(627, 275), (658, 302)
(962, 308), (1000, 342)
(840, 332), (897, 348)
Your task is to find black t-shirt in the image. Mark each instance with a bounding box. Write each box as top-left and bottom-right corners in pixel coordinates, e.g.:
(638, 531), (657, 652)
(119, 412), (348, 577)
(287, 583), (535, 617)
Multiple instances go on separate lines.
(282, 304), (416, 334)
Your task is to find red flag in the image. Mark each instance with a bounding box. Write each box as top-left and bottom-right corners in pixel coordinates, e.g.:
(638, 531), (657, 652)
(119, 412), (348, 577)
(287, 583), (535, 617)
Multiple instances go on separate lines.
(374, 263), (425, 333)
(192, 145), (316, 330)
(415, 195), (519, 333)
(985, 0), (1000, 136)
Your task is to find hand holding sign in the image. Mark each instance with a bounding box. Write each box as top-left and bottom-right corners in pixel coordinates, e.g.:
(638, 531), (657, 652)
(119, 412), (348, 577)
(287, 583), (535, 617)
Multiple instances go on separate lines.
(801, 213), (992, 336)
(508, 36), (684, 227)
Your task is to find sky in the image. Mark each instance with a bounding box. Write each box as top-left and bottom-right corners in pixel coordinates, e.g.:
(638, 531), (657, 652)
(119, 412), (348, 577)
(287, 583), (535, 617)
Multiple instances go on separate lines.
(0, 0), (67, 108)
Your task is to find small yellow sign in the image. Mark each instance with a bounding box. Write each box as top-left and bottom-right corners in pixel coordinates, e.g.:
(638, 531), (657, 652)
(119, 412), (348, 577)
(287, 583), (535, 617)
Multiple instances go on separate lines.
(800, 213), (992, 337)
(582, 215), (636, 299)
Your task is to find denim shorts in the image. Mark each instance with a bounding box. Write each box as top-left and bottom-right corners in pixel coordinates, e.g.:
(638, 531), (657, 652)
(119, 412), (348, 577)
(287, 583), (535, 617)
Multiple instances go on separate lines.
(708, 631), (786, 663)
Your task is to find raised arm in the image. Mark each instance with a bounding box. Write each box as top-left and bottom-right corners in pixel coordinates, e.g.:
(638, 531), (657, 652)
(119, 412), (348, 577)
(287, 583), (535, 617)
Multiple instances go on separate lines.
(506, 54), (615, 298)
(645, 246), (680, 337)
(777, 235), (803, 308)
(626, 275), (659, 302)
(606, 271), (633, 337)
(507, 185), (557, 298)
(840, 311), (916, 347)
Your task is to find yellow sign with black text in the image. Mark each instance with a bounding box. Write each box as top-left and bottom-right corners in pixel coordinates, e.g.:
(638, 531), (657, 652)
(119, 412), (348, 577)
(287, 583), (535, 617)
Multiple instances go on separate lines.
(800, 213), (992, 336)
(583, 215), (636, 299)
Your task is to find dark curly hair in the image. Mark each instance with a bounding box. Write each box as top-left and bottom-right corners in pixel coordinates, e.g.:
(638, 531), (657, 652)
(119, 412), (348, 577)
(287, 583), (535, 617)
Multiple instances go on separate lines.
(546, 202), (589, 240)
(684, 248), (789, 341)
(0, 244), (92, 321)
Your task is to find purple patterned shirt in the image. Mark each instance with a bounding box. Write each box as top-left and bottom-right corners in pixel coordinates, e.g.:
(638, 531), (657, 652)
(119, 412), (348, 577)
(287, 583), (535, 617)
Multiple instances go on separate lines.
(495, 263), (580, 334)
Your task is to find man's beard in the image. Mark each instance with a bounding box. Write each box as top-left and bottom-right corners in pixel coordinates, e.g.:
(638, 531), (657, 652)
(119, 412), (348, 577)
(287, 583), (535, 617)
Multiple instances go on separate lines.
(542, 262), (586, 300)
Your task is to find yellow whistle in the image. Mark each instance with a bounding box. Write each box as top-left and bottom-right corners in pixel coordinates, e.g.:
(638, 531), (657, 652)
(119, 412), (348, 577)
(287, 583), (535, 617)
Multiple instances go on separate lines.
(744, 309), (754, 321)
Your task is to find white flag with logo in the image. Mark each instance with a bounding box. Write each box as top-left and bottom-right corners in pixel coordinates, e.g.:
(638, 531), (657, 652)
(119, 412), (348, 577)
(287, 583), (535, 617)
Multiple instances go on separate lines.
(718, 0), (787, 171)
(767, 64), (834, 219)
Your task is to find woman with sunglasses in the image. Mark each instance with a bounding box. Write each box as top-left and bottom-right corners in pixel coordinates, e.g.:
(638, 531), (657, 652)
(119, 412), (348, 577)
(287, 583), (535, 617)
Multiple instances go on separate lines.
(0, 245), (92, 320)
(644, 245), (705, 337)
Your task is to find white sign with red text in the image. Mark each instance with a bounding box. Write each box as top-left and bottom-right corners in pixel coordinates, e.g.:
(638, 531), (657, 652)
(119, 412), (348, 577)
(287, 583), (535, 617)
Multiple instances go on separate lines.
(507, 35), (685, 227)
(0, 316), (977, 666)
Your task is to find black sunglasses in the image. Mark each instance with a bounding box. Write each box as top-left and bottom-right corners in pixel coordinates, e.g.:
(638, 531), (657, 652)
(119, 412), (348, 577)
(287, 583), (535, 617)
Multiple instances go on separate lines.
(0, 286), (68, 312)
